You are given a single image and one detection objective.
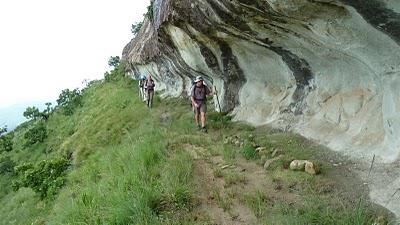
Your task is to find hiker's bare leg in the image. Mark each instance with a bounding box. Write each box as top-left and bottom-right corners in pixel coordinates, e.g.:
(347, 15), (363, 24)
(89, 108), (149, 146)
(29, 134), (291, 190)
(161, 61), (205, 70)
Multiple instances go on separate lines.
(148, 91), (154, 108)
(146, 91), (150, 107)
(201, 112), (206, 128)
(144, 89), (148, 102)
(194, 111), (200, 126)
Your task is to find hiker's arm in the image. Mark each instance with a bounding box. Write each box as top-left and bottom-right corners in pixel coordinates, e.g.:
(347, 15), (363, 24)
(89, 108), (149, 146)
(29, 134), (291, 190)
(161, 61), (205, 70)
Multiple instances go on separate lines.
(191, 96), (198, 107)
(190, 87), (198, 107)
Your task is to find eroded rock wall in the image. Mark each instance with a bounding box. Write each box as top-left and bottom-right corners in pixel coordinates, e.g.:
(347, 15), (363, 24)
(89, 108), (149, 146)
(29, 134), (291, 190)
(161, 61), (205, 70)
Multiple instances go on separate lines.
(122, 0), (400, 216)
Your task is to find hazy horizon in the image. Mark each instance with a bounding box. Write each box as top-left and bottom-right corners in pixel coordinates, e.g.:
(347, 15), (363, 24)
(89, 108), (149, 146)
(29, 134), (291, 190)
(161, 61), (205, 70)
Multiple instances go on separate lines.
(0, 100), (53, 131)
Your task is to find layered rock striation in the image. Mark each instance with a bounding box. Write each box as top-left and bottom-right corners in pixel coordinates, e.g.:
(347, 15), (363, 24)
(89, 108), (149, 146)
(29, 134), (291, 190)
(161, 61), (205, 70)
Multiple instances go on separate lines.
(123, 0), (400, 216)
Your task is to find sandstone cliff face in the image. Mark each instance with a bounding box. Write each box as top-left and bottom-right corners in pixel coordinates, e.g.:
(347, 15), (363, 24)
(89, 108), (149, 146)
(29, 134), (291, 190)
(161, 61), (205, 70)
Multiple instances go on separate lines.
(123, 0), (400, 216)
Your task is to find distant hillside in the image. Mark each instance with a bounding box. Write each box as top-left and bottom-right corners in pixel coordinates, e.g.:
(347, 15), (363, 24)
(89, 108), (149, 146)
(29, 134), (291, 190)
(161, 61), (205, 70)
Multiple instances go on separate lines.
(0, 101), (53, 131)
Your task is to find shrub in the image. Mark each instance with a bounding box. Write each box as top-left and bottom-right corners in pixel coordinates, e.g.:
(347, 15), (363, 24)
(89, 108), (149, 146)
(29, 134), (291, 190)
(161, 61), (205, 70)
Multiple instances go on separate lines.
(0, 126), (13, 153)
(145, 0), (155, 21)
(108, 56), (120, 68)
(24, 122), (47, 146)
(12, 158), (70, 199)
(0, 134), (13, 153)
(0, 126), (6, 136)
(0, 156), (16, 174)
(242, 145), (259, 160)
(131, 21), (143, 35)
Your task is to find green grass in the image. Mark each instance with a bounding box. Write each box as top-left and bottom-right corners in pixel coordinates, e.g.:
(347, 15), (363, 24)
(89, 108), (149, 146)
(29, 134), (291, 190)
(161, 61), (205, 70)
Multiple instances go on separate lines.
(222, 145), (237, 163)
(213, 168), (224, 178)
(223, 171), (247, 188)
(244, 191), (269, 218)
(208, 112), (233, 130)
(212, 190), (231, 212)
(45, 80), (196, 224)
(272, 197), (376, 225)
(48, 128), (170, 224)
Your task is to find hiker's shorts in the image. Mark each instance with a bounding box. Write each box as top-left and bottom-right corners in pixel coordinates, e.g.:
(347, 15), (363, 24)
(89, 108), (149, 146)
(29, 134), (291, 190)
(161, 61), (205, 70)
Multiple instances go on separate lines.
(147, 90), (154, 100)
(193, 101), (207, 114)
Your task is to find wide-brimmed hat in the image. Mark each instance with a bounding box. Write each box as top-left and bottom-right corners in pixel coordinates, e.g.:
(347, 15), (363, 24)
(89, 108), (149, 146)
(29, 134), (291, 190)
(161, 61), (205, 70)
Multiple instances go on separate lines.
(194, 76), (204, 83)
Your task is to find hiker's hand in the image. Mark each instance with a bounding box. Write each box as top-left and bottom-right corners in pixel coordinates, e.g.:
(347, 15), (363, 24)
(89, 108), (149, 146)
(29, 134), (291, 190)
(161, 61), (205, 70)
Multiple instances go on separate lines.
(194, 103), (199, 108)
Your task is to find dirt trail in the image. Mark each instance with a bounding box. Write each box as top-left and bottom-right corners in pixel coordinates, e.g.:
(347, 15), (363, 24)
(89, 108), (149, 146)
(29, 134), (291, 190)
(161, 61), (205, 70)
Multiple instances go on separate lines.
(184, 142), (304, 225)
(186, 143), (256, 225)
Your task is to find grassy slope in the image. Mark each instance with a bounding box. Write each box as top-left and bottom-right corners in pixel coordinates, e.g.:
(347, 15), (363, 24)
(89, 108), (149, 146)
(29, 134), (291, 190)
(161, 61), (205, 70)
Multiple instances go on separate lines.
(0, 77), (393, 224)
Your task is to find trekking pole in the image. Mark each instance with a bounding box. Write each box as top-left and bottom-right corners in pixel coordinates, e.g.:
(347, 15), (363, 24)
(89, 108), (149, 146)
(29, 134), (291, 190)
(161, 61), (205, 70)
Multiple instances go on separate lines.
(214, 85), (222, 113)
(367, 154), (375, 179)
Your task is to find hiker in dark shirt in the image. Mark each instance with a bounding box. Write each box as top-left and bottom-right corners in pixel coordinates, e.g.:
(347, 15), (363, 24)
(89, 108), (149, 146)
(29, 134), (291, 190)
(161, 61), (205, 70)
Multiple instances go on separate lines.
(145, 75), (155, 108)
(191, 76), (214, 132)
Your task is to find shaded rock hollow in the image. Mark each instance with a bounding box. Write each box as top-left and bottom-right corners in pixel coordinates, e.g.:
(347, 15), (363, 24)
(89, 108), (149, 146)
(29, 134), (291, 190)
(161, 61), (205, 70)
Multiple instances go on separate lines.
(122, 0), (400, 217)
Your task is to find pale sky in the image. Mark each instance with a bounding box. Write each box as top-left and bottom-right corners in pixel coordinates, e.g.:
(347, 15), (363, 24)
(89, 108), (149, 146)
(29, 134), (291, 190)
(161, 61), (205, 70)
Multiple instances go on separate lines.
(0, 0), (149, 107)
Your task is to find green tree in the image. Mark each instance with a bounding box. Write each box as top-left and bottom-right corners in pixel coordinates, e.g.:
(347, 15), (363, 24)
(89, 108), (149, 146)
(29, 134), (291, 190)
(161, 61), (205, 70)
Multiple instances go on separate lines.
(104, 60), (126, 82)
(41, 102), (53, 120)
(23, 104), (53, 121)
(108, 56), (120, 68)
(131, 21), (143, 35)
(57, 89), (83, 116)
(23, 107), (41, 120)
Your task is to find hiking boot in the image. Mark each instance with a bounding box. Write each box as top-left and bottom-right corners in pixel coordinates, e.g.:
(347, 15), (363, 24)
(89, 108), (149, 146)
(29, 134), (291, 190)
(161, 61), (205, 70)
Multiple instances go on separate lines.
(196, 124), (201, 130)
(201, 126), (208, 133)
